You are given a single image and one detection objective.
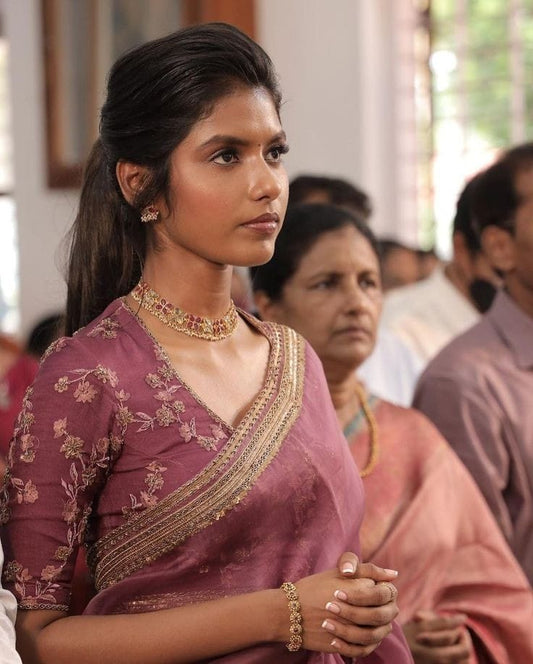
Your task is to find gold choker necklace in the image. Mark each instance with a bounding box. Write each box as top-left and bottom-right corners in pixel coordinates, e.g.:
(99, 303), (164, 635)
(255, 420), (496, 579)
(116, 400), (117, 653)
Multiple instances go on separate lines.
(131, 281), (238, 341)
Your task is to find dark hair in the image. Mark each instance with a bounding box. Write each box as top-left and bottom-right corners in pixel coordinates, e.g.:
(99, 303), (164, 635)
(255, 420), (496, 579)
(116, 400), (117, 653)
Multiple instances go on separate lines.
(65, 23), (282, 335)
(26, 313), (65, 359)
(289, 175), (372, 219)
(252, 203), (380, 301)
(453, 172), (485, 254)
(470, 142), (533, 237)
(378, 238), (417, 259)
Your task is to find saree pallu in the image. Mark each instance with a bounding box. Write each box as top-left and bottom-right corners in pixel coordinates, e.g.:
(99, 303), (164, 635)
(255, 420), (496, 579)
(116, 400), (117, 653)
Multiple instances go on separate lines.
(1, 300), (411, 663)
(346, 397), (533, 664)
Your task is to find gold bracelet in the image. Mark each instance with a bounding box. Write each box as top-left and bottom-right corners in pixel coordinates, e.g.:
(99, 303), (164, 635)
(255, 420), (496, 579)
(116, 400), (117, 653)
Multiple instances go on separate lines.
(280, 581), (303, 652)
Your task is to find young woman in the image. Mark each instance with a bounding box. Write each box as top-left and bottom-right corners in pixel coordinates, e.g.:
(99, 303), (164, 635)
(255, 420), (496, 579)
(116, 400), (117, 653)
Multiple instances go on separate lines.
(253, 203), (533, 664)
(0, 24), (412, 664)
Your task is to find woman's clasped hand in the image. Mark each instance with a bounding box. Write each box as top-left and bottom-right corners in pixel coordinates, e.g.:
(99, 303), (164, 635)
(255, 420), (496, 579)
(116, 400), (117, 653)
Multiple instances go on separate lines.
(402, 611), (472, 664)
(291, 553), (399, 658)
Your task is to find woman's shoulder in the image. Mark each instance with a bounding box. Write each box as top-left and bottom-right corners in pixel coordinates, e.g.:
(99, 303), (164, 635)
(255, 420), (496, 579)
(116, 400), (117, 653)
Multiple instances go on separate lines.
(374, 399), (449, 455)
(39, 298), (136, 375)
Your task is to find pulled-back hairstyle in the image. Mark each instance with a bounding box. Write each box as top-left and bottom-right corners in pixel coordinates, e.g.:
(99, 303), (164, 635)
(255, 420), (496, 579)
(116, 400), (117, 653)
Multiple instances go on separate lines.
(252, 203), (380, 301)
(470, 141), (533, 238)
(66, 23), (281, 335)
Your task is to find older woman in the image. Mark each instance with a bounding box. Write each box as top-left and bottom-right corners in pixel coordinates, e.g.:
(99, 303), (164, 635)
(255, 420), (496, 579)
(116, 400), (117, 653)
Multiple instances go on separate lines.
(253, 203), (533, 664)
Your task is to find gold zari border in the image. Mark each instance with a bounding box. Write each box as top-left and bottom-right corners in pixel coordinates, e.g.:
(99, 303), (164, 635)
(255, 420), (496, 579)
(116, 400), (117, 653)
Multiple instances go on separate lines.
(89, 324), (305, 590)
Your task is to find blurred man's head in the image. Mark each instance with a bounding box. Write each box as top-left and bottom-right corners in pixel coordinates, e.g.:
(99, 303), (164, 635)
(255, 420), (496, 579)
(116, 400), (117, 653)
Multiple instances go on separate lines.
(471, 142), (533, 317)
(378, 239), (419, 291)
(449, 173), (501, 312)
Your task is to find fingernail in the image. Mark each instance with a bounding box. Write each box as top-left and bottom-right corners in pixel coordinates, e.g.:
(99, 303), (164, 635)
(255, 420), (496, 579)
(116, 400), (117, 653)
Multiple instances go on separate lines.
(334, 589), (348, 601)
(322, 620), (336, 633)
(384, 568), (398, 576)
(342, 563), (355, 574)
(326, 602), (340, 614)
(330, 639), (341, 649)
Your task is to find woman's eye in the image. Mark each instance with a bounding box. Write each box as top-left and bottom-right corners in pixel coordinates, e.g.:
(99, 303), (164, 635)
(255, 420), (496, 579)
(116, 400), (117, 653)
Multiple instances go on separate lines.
(312, 278), (336, 290)
(213, 150), (238, 164)
(267, 144), (289, 162)
(361, 277), (379, 290)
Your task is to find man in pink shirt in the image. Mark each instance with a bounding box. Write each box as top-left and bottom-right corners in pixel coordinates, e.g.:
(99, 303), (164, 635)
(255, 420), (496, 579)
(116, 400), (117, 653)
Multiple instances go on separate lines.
(414, 143), (533, 584)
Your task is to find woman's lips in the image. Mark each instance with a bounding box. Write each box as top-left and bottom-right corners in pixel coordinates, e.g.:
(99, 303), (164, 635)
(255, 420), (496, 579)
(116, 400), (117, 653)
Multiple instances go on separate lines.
(334, 326), (372, 339)
(241, 213), (279, 233)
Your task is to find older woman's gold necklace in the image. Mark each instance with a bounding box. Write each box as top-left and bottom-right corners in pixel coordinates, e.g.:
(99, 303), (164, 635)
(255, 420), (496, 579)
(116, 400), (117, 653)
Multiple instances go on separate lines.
(131, 281), (238, 341)
(353, 383), (380, 478)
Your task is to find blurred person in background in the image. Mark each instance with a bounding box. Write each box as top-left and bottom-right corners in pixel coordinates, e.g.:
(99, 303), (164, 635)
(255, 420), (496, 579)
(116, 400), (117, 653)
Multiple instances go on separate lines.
(289, 174), (421, 406)
(253, 202), (533, 664)
(414, 143), (533, 585)
(0, 540), (22, 664)
(381, 172), (500, 368)
(416, 247), (441, 281)
(289, 174), (372, 217)
(0, 334), (38, 473)
(25, 312), (65, 361)
(377, 239), (420, 292)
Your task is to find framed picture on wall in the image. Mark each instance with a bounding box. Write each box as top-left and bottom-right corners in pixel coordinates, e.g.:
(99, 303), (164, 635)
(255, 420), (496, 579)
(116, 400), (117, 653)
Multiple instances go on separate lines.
(41, 0), (255, 188)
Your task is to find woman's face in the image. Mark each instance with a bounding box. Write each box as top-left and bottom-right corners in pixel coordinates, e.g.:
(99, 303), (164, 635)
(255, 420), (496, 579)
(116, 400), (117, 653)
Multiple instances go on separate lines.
(151, 86), (289, 268)
(267, 226), (383, 370)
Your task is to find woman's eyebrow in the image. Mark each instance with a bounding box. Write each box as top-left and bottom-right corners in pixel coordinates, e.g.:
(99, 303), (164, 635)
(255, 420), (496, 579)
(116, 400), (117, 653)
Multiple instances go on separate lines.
(199, 130), (287, 149)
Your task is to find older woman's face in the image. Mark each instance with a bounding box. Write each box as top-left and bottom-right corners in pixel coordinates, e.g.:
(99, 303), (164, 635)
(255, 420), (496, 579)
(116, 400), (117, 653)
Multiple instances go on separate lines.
(271, 225), (382, 370)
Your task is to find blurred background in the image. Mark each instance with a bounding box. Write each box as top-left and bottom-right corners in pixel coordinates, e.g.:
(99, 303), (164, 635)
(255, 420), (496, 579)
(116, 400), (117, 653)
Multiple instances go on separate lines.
(0, 0), (532, 338)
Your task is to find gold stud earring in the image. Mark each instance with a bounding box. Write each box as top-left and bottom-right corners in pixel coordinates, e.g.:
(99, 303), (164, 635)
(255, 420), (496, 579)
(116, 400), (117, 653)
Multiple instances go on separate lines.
(140, 205), (160, 223)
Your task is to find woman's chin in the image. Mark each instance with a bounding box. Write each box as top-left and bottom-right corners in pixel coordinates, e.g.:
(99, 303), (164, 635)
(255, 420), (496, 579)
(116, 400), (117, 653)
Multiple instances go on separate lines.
(335, 347), (371, 372)
(235, 245), (277, 268)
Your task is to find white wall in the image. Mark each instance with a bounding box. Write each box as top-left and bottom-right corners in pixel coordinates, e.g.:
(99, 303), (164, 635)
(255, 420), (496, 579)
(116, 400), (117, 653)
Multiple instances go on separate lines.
(257, 0), (418, 242)
(5, 0), (78, 338)
(4, 0), (417, 337)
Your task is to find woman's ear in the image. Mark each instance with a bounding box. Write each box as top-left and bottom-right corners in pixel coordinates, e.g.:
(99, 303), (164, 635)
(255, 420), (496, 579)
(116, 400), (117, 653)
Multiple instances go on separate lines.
(116, 160), (150, 206)
(481, 225), (516, 274)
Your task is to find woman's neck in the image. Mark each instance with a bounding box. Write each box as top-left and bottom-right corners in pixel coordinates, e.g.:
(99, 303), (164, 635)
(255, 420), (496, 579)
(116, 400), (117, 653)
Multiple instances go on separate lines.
(324, 365), (362, 429)
(142, 251), (233, 318)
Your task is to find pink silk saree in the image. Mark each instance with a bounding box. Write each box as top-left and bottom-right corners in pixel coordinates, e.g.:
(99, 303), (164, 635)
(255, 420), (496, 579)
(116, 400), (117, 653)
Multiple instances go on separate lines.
(346, 396), (533, 664)
(1, 301), (411, 663)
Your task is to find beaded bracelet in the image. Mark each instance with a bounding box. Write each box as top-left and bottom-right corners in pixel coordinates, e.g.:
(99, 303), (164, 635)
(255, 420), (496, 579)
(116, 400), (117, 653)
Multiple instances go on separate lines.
(280, 581), (303, 652)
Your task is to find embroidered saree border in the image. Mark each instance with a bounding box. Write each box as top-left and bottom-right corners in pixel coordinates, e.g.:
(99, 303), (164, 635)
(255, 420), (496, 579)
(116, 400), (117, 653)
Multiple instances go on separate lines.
(88, 325), (306, 590)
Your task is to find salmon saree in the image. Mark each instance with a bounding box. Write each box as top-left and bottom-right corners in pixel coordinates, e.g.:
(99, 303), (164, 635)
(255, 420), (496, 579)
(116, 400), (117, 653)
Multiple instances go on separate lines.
(0, 301), (411, 663)
(345, 396), (533, 664)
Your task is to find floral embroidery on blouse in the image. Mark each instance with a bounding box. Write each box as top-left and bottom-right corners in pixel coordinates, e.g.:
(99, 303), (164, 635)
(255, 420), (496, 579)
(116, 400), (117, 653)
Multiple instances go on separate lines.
(141, 362), (228, 452)
(1, 306), (237, 609)
(1, 362), (125, 607)
(123, 461), (168, 516)
(88, 317), (121, 340)
(41, 336), (67, 362)
(3, 560), (61, 609)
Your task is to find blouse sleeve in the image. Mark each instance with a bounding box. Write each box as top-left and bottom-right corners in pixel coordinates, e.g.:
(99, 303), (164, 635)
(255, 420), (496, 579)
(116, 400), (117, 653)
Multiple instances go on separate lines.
(0, 337), (124, 611)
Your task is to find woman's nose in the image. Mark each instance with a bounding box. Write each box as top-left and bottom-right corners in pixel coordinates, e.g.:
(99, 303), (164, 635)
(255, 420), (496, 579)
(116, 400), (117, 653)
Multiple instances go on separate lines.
(344, 280), (364, 310)
(249, 160), (284, 201)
